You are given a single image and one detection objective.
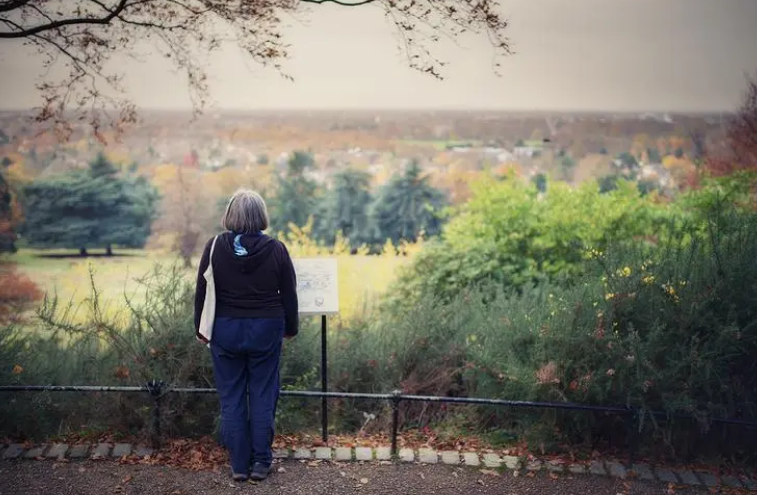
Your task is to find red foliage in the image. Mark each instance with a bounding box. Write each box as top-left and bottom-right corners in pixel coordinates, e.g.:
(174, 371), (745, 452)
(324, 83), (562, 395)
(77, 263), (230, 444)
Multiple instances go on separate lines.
(0, 264), (43, 323)
(703, 75), (757, 179)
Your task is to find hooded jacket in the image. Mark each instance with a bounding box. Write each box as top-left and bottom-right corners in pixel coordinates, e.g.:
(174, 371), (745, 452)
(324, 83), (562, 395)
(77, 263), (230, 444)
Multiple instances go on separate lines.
(194, 232), (299, 341)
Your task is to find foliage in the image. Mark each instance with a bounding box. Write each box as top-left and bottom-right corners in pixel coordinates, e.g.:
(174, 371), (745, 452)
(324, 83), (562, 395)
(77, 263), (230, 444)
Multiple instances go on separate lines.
(149, 163), (212, 267)
(0, 0), (511, 139)
(0, 170), (15, 252)
(314, 168), (372, 247)
(21, 153), (159, 254)
(367, 160), (448, 245)
(0, 263), (42, 325)
(394, 174), (672, 303)
(270, 151), (320, 233)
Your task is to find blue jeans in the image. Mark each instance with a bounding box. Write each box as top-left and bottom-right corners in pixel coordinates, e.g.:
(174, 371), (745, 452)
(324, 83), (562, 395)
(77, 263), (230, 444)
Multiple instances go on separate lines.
(210, 317), (284, 475)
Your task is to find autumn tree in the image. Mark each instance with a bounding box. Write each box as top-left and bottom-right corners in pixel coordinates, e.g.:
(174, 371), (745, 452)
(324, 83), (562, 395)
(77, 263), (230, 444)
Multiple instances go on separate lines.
(0, 0), (511, 139)
(150, 163), (210, 267)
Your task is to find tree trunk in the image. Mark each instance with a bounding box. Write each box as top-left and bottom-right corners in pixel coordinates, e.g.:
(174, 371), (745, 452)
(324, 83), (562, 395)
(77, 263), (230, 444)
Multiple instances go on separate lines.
(182, 254), (193, 269)
(79, 247), (87, 257)
(106, 245), (113, 256)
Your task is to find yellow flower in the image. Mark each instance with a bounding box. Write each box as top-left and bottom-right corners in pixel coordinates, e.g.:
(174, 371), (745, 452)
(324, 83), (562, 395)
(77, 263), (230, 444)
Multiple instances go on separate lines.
(12, 364), (23, 375)
(605, 293), (615, 300)
(642, 275), (655, 285)
(621, 266), (632, 277)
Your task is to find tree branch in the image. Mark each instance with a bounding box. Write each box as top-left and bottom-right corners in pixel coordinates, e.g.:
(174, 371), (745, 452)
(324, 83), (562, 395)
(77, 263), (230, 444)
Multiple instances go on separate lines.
(0, 0), (129, 38)
(0, 0), (31, 14)
(299, 0), (377, 6)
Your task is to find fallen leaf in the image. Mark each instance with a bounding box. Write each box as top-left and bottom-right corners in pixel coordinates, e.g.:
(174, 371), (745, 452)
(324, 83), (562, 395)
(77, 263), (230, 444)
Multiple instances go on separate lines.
(360, 478), (369, 484)
(419, 473), (425, 480)
(477, 479), (485, 486)
(513, 470), (520, 477)
(277, 467), (286, 473)
(78, 467), (86, 473)
(549, 473), (559, 480)
(479, 469), (501, 477)
(122, 475), (133, 484)
(527, 471), (536, 478)
(340, 471), (346, 477)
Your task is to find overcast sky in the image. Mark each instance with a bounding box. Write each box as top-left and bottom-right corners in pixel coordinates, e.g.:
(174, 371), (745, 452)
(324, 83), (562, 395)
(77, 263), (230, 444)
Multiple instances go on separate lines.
(1, 0), (756, 112)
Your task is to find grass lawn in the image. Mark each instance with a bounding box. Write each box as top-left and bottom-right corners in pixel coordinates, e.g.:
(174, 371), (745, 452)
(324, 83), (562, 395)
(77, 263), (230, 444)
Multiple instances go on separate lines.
(7, 248), (408, 327)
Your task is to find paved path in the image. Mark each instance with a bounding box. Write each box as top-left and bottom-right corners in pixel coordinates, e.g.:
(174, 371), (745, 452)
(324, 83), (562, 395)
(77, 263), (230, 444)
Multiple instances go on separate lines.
(1, 460), (713, 495)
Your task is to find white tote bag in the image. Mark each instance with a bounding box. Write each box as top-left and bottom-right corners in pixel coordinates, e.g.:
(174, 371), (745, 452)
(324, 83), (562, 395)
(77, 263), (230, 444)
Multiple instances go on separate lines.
(197, 235), (219, 343)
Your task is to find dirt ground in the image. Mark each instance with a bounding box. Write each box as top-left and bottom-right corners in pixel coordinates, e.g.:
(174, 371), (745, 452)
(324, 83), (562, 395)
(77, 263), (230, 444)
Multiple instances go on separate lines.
(0, 459), (711, 495)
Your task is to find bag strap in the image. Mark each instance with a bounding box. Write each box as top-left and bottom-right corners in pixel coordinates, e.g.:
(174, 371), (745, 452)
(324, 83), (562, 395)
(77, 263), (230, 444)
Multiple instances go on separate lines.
(209, 235), (219, 265)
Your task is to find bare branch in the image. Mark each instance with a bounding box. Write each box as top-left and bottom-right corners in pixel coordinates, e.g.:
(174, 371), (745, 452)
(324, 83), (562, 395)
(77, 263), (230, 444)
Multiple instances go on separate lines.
(0, 0), (512, 141)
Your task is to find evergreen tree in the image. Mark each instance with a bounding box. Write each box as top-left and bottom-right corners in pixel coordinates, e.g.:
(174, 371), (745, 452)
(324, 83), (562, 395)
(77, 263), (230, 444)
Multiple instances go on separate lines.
(270, 151), (319, 233)
(368, 160), (447, 245)
(314, 168), (372, 246)
(21, 154), (158, 255)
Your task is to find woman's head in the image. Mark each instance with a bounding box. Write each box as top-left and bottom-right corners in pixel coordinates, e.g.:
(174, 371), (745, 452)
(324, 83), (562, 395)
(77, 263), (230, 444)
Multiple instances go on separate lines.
(221, 189), (269, 233)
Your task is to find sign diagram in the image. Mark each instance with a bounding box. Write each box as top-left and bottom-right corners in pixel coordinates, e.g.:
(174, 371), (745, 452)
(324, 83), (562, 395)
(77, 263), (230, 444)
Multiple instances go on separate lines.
(293, 258), (339, 315)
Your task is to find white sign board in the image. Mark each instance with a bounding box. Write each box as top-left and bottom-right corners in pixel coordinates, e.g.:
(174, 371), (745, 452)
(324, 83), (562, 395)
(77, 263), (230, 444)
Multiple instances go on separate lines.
(293, 258), (339, 315)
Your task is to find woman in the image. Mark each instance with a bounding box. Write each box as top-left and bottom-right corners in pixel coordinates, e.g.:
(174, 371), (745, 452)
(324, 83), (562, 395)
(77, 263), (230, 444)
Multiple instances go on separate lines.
(194, 189), (299, 482)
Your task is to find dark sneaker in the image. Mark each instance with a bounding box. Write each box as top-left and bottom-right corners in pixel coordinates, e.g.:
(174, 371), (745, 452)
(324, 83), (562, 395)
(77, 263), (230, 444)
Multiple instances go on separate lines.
(250, 462), (272, 481)
(232, 472), (249, 482)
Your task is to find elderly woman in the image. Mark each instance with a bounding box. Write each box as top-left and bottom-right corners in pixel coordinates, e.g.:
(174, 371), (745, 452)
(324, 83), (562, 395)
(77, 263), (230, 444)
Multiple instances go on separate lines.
(194, 189), (298, 482)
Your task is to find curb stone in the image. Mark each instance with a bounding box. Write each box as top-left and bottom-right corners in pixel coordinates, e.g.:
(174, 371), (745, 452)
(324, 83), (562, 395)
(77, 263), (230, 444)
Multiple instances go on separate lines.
(482, 454), (502, 468)
(398, 448), (414, 463)
(631, 463), (654, 481)
(440, 451), (459, 465)
(418, 448), (437, 464)
(655, 468), (678, 484)
(134, 445), (154, 458)
(589, 460), (607, 476)
(606, 461), (627, 479)
(355, 447), (373, 462)
(375, 447), (392, 461)
(2, 444), (24, 460)
(314, 447), (332, 460)
(722, 475), (743, 488)
(697, 471), (718, 487)
(676, 470), (701, 486)
(334, 447), (352, 462)
(3, 442), (755, 492)
(24, 445), (48, 459)
(112, 444), (132, 458)
(91, 443), (111, 459)
(46, 444), (69, 459)
(293, 448), (311, 460)
(69, 444), (90, 459)
(568, 464), (586, 475)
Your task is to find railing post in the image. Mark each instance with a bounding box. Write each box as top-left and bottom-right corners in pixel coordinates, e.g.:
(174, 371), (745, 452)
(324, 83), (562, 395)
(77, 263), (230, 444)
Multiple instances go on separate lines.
(321, 315), (328, 443)
(626, 406), (638, 467)
(146, 380), (165, 449)
(391, 389), (402, 456)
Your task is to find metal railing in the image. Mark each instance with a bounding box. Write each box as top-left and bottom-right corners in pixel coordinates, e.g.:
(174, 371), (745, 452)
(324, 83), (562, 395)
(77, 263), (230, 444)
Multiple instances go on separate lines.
(3, 382), (756, 465)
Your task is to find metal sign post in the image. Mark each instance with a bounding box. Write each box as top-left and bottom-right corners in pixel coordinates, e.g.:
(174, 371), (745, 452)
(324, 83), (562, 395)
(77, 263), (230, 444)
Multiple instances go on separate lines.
(292, 258), (339, 444)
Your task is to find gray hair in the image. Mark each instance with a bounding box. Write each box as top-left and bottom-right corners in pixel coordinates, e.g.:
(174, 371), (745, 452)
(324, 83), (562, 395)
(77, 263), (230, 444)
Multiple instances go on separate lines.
(221, 189), (269, 233)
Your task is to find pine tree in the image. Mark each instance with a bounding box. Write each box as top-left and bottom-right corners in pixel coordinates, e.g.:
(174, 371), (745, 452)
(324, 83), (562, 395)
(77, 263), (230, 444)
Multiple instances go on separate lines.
(368, 160), (447, 245)
(270, 151), (319, 233)
(21, 154), (158, 255)
(315, 168), (372, 246)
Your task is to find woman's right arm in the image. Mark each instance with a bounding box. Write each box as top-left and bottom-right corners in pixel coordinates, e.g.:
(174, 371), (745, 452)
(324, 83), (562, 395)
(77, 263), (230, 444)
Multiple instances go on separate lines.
(193, 237), (214, 341)
(278, 242), (299, 338)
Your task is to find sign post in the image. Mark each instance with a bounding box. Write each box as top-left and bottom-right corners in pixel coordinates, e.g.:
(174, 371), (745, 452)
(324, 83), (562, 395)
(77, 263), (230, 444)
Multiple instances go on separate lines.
(293, 258), (339, 443)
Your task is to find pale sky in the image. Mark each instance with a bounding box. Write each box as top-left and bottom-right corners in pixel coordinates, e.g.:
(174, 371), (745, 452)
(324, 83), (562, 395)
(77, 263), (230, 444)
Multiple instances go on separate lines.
(1, 0), (756, 112)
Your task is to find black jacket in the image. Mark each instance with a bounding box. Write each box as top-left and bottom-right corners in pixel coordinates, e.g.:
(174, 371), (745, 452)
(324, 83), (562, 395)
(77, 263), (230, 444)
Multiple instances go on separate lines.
(194, 232), (299, 341)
